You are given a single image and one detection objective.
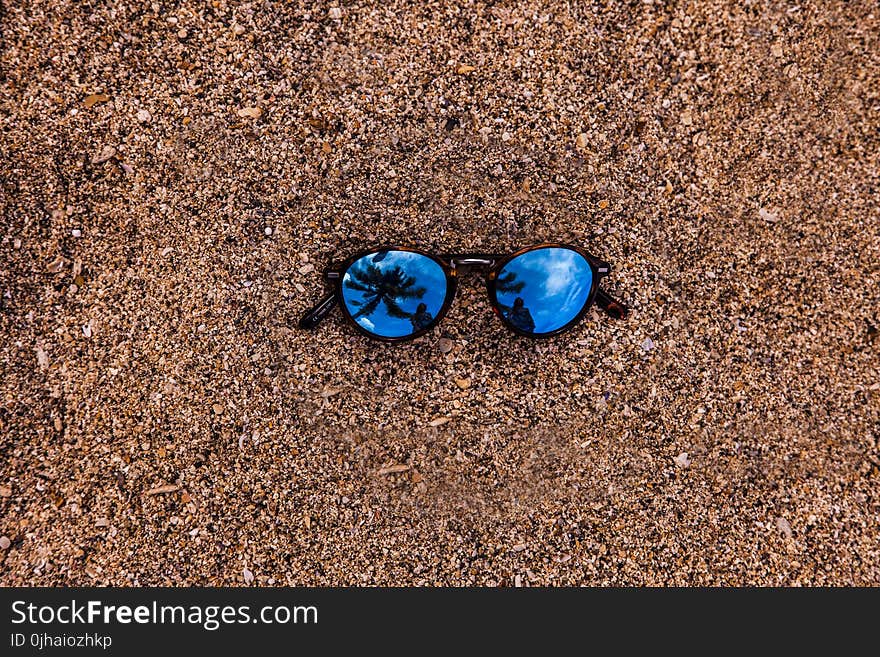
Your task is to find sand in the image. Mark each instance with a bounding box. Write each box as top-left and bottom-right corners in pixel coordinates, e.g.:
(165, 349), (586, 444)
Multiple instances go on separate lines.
(1, 1), (878, 585)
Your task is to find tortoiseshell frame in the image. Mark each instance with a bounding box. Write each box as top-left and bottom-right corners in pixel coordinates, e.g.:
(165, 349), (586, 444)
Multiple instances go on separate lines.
(299, 243), (628, 342)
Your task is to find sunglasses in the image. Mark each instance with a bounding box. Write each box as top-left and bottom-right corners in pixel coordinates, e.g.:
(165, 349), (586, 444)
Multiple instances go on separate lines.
(299, 243), (628, 342)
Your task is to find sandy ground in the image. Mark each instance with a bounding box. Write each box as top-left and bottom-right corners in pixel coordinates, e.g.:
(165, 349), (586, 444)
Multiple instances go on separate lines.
(1, 1), (879, 586)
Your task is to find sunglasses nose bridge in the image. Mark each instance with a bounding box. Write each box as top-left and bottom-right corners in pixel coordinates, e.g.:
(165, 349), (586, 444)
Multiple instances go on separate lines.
(447, 257), (497, 278)
(450, 257), (496, 267)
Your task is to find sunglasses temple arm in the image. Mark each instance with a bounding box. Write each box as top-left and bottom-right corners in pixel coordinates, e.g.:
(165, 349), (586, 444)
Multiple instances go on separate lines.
(595, 288), (629, 320)
(299, 292), (338, 330)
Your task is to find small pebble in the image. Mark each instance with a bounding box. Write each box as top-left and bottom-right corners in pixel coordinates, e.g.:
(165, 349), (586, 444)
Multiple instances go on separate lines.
(83, 93), (109, 108)
(641, 337), (655, 351)
(237, 106), (262, 119)
(673, 452), (691, 468)
(759, 207), (779, 222)
(438, 338), (453, 353)
(776, 517), (793, 539)
(46, 256), (66, 273)
(91, 145), (116, 165)
(36, 346), (49, 369)
(0, 536), (10, 550)
(264, 226), (273, 236)
(71, 229), (81, 237)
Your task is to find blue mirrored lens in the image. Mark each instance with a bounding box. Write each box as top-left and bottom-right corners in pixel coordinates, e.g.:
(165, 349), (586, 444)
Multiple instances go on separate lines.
(341, 250), (447, 338)
(495, 247), (593, 334)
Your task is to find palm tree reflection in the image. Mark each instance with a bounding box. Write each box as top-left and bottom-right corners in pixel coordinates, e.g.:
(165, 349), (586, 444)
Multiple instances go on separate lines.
(344, 260), (428, 322)
(495, 271), (525, 295)
(494, 270), (527, 312)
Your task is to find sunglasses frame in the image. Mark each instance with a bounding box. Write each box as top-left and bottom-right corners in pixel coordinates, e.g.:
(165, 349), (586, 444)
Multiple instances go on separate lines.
(300, 243), (628, 343)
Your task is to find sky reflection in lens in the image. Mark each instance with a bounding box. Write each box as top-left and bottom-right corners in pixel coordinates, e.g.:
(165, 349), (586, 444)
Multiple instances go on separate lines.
(495, 248), (592, 334)
(341, 250), (447, 338)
